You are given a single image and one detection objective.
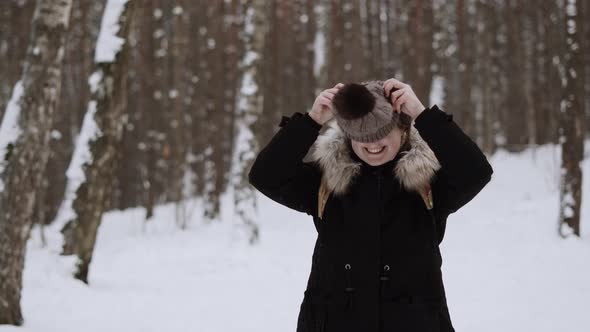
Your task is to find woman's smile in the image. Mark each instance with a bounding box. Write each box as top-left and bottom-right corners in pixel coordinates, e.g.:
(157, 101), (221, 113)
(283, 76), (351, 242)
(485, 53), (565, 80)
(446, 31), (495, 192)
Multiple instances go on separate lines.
(364, 146), (385, 155)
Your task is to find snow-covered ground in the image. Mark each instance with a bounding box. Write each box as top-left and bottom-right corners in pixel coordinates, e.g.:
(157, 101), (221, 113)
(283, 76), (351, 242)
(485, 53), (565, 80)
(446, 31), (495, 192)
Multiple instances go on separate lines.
(2, 142), (590, 332)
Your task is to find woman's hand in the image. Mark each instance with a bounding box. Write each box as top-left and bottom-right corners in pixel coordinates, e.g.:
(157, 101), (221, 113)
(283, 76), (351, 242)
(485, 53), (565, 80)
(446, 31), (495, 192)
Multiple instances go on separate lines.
(383, 78), (425, 120)
(309, 83), (344, 126)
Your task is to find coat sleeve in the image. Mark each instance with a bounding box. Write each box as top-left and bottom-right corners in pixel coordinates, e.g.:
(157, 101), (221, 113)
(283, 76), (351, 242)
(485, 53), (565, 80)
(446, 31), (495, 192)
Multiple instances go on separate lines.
(248, 111), (323, 217)
(413, 105), (494, 218)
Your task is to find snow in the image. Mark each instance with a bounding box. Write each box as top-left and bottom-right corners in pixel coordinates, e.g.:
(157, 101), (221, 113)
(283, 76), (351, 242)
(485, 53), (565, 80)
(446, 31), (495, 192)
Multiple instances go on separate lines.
(566, 0), (577, 17)
(88, 70), (102, 93)
(0, 81), (24, 192)
(2, 141), (590, 332)
(52, 96), (101, 229)
(94, 0), (129, 63)
(50, 129), (62, 140)
(207, 38), (216, 49)
(153, 8), (163, 19)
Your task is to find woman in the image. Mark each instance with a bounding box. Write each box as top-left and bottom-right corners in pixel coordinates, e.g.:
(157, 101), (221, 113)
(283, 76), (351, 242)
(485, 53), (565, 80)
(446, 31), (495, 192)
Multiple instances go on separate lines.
(248, 78), (493, 332)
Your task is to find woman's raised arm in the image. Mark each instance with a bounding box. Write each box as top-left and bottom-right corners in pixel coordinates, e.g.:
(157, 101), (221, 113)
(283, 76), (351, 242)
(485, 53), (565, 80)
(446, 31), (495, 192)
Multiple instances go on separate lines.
(383, 77), (493, 218)
(413, 104), (494, 217)
(248, 83), (343, 216)
(248, 112), (323, 216)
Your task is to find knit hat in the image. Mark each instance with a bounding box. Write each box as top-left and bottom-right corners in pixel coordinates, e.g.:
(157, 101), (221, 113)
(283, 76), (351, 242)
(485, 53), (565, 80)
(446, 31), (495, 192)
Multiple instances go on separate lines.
(332, 80), (410, 143)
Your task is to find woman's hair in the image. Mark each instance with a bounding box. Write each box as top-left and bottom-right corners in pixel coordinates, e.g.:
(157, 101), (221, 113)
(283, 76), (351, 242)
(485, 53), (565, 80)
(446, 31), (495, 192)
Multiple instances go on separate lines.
(398, 112), (413, 131)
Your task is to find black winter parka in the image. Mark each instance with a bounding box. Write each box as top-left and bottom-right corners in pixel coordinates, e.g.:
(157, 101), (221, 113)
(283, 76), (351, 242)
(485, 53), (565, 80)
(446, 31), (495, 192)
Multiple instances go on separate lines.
(248, 105), (494, 332)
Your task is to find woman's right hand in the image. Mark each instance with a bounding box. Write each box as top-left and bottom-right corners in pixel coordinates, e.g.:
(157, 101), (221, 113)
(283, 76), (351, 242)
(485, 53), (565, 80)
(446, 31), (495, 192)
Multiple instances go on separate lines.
(308, 83), (344, 126)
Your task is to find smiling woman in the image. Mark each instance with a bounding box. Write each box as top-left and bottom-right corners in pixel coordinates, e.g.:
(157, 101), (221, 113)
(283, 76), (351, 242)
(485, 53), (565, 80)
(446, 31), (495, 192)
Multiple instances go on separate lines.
(248, 78), (494, 332)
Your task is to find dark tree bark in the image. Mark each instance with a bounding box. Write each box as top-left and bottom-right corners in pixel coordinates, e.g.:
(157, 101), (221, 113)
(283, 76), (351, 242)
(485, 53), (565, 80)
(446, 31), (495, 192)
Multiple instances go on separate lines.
(0, 0), (72, 325)
(557, 0), (585, 237)
(0, 0), (35, 119)
(169, 1), (190, 228)
(405, 0), (434, 105)
(503, 0), (529, 151)
(583, 0), (590, 126)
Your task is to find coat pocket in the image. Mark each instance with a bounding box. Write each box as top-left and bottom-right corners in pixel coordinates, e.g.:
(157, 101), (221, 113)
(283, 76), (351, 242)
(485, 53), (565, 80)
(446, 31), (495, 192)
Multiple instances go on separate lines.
(381, 297), (441, 332)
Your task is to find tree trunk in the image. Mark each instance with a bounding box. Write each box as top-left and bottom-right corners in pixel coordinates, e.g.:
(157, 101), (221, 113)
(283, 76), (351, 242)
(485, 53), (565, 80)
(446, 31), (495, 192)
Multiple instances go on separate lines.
(406, 0), (434, 105)
(170, 1), (189, 228)
(0, 0), (35, 118)
(0, 0), (72, 325)
(58, 0), (135, 283)
(234, 0), (267, 244)
(36, 0), (105, 233)
(558, 0), (584, 237)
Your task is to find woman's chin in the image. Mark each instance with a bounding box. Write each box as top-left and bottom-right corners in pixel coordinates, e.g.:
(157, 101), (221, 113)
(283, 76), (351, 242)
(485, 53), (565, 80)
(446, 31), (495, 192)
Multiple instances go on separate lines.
(361, 149), (384, 164)
(362, 155), (386, 166)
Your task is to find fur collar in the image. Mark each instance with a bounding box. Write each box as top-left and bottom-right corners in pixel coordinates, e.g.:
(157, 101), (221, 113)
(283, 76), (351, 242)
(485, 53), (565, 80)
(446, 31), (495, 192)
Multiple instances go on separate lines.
(310, 120), (441, 196)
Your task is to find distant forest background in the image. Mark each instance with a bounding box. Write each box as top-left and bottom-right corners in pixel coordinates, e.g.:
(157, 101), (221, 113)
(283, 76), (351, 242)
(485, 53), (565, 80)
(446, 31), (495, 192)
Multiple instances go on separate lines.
(0, 0), (588, 240)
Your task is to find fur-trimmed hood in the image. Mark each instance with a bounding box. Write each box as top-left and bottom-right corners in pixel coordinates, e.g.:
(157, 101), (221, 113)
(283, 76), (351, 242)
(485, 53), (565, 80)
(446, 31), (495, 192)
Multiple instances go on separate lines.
(310, 120), (441, 196)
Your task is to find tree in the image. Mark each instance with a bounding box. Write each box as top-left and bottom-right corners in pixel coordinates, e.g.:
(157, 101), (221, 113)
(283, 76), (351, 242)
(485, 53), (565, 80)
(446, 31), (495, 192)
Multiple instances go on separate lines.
(0, 0), (35, 118)
(35, 0), (106, 247)
(233, 0), (268, 244)
(0, 0), (73, 325)
(557, 0), (585, 237)
(405, 0), (434, 105)
(56, 0), (136, 283)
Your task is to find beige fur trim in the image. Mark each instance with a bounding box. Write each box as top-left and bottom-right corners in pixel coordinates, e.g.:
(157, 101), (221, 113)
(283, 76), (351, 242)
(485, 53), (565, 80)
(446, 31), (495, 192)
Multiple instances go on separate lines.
(311, 120), (441, 196)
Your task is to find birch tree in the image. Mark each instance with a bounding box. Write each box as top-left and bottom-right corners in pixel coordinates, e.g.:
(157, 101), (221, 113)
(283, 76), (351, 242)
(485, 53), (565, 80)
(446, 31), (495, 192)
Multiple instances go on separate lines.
(0, 0), (72, 325)
(233, 0), (267, 244)
(558, 0), (585, 237)
(55, 0), (135, 283)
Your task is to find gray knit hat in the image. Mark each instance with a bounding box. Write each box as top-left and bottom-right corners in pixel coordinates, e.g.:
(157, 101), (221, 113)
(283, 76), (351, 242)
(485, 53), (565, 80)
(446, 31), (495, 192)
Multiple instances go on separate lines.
(332, 80), (410, 143)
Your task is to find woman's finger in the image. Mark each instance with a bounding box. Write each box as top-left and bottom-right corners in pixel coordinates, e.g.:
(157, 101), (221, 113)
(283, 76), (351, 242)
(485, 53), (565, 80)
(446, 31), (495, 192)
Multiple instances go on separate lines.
(394, 94), (408, 113)
(322, 92), (334, 101)
(383, 80), (395, 96)
(391, 88), (406, 100)
(384, 79), (397, 92)
(387, 78), (406, 88)
(320, 96), (332, 106)
(385, 78), (407, 96)
(389, 89), (406, 109)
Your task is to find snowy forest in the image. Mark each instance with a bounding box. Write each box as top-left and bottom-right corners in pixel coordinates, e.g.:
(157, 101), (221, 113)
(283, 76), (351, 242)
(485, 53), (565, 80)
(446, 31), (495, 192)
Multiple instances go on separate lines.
(0, 0), (589, 331)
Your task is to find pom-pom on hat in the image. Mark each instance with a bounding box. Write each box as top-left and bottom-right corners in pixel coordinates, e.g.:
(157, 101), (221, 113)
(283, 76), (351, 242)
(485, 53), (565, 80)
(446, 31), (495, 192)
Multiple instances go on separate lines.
(332, 80), (410, 143)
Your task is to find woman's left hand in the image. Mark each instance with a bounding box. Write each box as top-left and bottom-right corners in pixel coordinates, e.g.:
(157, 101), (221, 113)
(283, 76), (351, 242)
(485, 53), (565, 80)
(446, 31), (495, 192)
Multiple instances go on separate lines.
(383, 78), (426, 120)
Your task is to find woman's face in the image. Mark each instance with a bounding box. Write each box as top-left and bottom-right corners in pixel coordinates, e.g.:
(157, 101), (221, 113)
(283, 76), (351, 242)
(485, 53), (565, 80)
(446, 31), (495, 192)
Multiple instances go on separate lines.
(351, 126), (404, 166)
